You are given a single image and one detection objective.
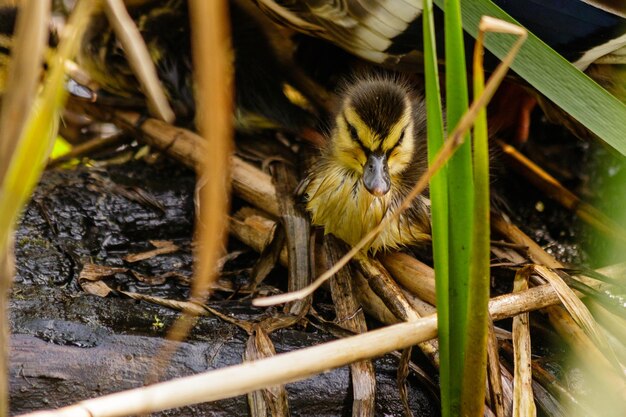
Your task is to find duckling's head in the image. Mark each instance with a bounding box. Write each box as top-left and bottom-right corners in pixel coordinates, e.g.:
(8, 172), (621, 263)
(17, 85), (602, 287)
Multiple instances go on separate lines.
(331, 77), (418, 197)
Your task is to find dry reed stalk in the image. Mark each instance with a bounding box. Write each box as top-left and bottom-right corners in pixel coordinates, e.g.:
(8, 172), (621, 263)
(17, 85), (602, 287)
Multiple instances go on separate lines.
(230, 207), (287, 265)
(324, 236), (375, 416)
(103, 0), (174, 122)
(401, 288), (436, 316)
(381, 252), (437, 305)
(244, 326), (290, 416)
(270, 161), (311, 316)
(512, 269), (536, 417)
(19, 280), (573, 417)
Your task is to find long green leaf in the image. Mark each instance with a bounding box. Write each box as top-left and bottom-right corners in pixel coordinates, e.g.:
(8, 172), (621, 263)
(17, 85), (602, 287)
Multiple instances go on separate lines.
(461, 27), (491, 417)
(422, 0), (450, 414)
(434, 0), (626, 156)
(444, 1), (474, 414)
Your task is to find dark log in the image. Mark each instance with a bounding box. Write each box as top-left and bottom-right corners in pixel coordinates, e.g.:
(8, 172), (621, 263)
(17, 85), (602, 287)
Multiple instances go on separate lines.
(10, 160), (439, 416)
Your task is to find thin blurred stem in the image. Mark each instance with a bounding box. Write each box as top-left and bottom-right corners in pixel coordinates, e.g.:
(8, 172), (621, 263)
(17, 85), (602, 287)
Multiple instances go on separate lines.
(150, 0), (233, 381)
(0, 2), (50, 415)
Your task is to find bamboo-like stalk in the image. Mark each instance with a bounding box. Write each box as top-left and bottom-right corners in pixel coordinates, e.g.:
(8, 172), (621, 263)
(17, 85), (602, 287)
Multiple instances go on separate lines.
(103, 0), (174, 122)
(19, 282), (573, 417)
(356, 256), (440, 367)
(381, 252), (436, 305)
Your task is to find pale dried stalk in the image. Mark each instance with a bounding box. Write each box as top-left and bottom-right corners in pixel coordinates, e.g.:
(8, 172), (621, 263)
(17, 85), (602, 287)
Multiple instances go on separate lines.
(512, 269), (536, 417)
(381, 252), (436, 305)
(103, 0), (175, 122)
(19, 281), (575, 417)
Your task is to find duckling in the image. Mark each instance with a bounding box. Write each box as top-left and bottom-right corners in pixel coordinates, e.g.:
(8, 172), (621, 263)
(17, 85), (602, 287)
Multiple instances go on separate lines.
(303, 75), (431, 253)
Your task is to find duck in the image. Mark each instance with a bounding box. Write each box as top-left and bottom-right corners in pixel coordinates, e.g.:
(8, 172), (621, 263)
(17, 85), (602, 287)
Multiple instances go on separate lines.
(77, 0), (314, 131)
(251, 0), (626, 141)
(302, 74), (431, 253)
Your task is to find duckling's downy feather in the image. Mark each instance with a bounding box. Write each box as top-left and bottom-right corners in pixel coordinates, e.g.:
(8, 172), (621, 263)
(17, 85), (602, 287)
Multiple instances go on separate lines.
(304, 75), (431, 252)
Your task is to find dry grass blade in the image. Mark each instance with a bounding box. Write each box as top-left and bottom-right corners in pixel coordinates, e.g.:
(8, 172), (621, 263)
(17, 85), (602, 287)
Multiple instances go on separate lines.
(18, 281), (581, 417)
(512, 268), (536, 417)
(103, 0), (175, 122)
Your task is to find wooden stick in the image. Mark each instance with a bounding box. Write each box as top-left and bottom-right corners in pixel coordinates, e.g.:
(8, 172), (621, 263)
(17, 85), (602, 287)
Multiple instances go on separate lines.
(111, 111), (281, 217)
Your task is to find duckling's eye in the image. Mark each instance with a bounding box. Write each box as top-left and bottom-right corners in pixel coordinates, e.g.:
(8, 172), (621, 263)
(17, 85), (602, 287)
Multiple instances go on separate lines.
(347, 122), (359, 143)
